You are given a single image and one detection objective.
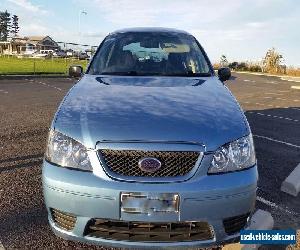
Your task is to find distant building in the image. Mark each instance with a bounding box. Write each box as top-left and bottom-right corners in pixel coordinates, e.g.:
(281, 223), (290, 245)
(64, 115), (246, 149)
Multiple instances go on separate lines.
(0, 36), (59, 55)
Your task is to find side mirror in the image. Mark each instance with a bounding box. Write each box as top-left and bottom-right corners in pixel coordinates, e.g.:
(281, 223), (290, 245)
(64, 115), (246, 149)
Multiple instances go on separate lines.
(218, 67), (231, 82)
(69, 65), (83, 78)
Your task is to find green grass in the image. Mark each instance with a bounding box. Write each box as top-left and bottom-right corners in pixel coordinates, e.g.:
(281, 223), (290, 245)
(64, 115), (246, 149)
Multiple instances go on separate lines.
(0, 55), (88, 75)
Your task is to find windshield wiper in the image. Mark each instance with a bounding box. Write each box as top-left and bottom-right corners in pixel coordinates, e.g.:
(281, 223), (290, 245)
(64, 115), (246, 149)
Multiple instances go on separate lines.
(100, 71), (138, 76)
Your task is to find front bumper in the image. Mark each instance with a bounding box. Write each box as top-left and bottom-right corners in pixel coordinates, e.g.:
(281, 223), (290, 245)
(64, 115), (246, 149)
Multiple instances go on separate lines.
(43, 160), (257, 249)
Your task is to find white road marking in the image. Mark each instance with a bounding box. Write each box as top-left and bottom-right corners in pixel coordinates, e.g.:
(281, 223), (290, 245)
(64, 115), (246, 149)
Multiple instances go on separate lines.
(262, 96), (272, 99)
(265, 92), (283, 95)
(247, 111), (299, 122)
(291, 86), (300, 90)
(266, 81), (278, 84)
(278, 90), (290, 93)
(254, 103), (285, 109)
(243, 79), (256, 83)
(294, 99), (300, 102)
(256, 196), (298, 215)
(282, 78), (300, 83)
(255, 102), (264, 106)
(275, 97), (287, 101)
(0, 90), (8, 94)
(254, 102), (275, 108)
(253, 134), (300, 149)
(32, 80), (62, 91)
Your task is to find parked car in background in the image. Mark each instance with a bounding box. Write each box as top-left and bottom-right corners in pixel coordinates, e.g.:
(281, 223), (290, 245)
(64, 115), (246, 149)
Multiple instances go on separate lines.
(66, 49), (74, 57)
(78, 52), (89, 60)
(53, 50), (67, 58)
(23, 49), (37, 56)
(43, 27), (257, 249)
(32, 50), (54, 58)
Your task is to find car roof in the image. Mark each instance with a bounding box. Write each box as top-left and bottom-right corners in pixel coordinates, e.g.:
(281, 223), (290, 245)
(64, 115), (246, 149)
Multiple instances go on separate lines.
(110, 27), (192, 36)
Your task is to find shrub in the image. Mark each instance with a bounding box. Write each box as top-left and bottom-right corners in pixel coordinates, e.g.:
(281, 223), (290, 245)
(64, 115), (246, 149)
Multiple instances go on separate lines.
(249, 65), (262, 72)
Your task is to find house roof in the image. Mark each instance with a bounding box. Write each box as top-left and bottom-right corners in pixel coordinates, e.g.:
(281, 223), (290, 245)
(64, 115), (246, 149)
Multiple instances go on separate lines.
(11, 36), (59, 47)
(25, 36), (47, 42)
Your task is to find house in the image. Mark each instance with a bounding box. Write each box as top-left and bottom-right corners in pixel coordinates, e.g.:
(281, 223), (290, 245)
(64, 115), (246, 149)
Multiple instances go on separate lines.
(0, 36), (59, 55)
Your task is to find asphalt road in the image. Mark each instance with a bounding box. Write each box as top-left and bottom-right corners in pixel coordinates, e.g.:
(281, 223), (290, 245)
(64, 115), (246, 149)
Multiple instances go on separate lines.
(0, 73), (299, 249)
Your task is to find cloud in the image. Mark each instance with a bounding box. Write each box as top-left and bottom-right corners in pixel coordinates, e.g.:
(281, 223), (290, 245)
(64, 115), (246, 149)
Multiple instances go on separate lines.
(20, 23), (48, 34)
(3, 0), (300, 65)
(246, 22), (266, 28)
(82, 31), (108, 38)
(7, 0), (47, 14)
(91, 0), (241, 27)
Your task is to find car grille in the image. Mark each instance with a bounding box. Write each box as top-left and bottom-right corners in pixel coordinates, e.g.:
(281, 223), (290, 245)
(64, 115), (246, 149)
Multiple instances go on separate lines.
(223, 213), (250, 235)
(51, 208), (76, 231)
(99, 149), (200, 177)
(85, 219), (214, 242)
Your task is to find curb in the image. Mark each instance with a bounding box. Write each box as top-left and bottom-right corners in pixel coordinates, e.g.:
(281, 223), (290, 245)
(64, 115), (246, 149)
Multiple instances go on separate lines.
(281, 163), (300, 197)
(234, 71), (300, 83)
(247, 209), (274, 230)
(0, 75), (69, 80)
(241, 209), (274, 250)
(223, 210), (274, 250)
(234, 71), (300, 79)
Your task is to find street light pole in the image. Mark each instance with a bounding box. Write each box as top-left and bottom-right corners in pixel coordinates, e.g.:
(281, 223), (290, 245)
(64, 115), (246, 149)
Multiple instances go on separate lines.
(78, 10), (87, 50)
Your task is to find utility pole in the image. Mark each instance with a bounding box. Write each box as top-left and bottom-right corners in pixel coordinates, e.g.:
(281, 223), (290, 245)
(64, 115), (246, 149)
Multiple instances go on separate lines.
(78, 10), (87, 52)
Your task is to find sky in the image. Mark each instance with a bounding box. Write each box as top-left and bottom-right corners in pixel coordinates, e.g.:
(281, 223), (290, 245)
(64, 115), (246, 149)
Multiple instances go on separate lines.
(2, 0), (300, 66)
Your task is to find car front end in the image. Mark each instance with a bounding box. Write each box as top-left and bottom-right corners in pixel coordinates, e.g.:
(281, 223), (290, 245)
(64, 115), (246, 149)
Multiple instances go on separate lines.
(43, 135), (257, 249)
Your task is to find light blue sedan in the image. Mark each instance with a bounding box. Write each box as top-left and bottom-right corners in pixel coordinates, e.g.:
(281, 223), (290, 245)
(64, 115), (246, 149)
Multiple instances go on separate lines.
(43, 27), (257, 249)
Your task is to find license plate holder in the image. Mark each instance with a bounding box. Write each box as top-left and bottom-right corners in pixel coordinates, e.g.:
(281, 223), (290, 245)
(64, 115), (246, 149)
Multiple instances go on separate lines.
(121, 192), (179, 215)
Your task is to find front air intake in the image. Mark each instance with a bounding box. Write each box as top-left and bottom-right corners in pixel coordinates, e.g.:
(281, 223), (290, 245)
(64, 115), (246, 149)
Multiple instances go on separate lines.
(51, 208), (76, 231)
(84, 219), (214, 242)
(223, 213), (250, 235)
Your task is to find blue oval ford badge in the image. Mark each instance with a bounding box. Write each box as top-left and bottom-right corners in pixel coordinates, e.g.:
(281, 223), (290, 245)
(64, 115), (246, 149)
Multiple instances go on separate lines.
(138, 157), (161, 173)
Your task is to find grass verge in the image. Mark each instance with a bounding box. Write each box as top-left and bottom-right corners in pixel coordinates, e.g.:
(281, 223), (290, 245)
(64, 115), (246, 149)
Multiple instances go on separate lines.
(0, 56), (88, 75)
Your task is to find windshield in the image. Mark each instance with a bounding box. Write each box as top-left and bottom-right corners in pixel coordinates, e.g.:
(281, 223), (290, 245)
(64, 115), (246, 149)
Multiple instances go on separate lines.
(88, 32), (212, 76)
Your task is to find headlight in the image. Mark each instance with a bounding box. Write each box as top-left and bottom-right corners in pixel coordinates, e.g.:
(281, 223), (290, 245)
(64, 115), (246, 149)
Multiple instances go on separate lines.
(208, 134), (256, 174)
(45, 130), (92, 171)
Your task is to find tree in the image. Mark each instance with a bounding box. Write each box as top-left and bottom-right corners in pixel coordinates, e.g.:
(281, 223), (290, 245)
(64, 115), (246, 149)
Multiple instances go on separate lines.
(262, 48), (283, 73)
(0, 10), (11, 41)
(10, 15), (19, 37)
(220, 55), (228, 67)
(228, 61), (238, 70)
